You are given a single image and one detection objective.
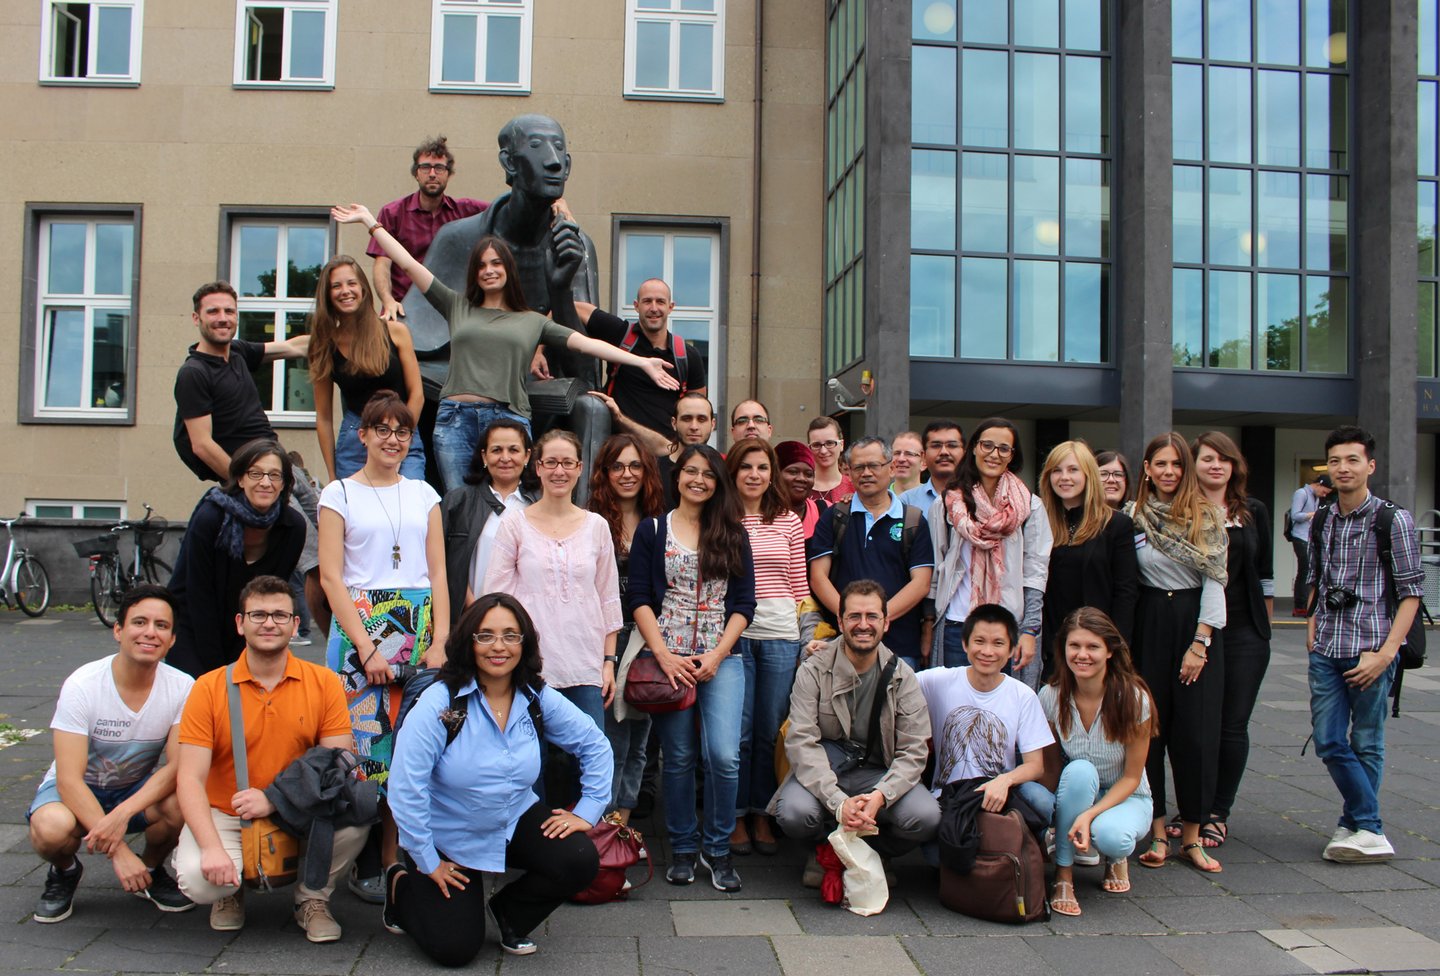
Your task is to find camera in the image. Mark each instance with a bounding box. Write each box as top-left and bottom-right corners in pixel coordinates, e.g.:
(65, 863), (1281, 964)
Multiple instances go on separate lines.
(391, 662), (420, 686)
(1324, 587), (1359, 611)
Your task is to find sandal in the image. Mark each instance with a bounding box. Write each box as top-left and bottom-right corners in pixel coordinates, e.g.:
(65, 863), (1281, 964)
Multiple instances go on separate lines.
(1164, 815), (1183, 839)
(1200, 820), (1227, 848)
(1102, 859), (1131, 893)
(1049, 879), (1082, 917)
(1138, 837), (1168, 869)
(1181, 842), (1222, 874)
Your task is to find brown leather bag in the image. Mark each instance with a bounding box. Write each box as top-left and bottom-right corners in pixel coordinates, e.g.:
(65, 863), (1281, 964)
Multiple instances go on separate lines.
(937, 809), (1049, 924)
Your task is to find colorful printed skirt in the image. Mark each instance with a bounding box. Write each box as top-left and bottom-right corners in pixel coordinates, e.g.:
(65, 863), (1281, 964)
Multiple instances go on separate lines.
(326, 586), (433, 793)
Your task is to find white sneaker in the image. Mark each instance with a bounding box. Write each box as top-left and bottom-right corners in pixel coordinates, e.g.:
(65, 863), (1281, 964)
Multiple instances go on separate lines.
(1324, 828), (1394, 863)
(1045, 827), (1101, 866)
(1322, 826), (1356, 861)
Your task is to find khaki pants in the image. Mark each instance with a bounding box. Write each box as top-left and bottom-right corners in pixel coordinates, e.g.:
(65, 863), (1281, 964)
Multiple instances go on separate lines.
(172, 809), (367, 905)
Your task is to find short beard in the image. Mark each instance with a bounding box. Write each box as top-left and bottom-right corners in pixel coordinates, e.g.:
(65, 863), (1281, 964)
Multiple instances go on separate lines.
(842, 635), (878, 658)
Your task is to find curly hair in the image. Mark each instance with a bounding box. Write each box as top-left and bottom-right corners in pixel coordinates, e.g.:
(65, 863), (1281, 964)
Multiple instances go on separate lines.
(439, 592), (546, 696)
(588, 434), (665, 552)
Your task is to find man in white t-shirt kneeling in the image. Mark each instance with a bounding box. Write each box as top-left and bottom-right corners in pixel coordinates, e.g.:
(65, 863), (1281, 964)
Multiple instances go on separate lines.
(28, 584), (197, 923)
(916, 603), (1055, 836)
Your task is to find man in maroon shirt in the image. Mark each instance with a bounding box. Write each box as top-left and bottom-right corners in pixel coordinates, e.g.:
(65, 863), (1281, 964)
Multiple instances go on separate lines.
(367, 135), (488, 321)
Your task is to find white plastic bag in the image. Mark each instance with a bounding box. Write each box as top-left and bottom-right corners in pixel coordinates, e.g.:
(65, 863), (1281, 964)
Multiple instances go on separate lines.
(827, 825), (889, 916)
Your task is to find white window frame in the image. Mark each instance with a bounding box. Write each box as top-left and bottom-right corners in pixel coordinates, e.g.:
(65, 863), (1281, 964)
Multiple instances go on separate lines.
(615, 223), (724, 400)
(429, 0), (533, 94)
(623, 0), (725, 102)
(25, 499), (127, 521)
(233, 0), (337, 89)
(224, 213), (332, 424)
(39, 0), (144, 86)
(30, 215), (137, 423)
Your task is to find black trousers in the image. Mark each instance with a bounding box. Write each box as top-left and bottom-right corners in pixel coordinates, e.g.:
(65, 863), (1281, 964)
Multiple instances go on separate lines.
(393, 802), (599, 968)
(1135, 586), (1224, 824)
(1212, 616), (1271, 820)
(1291, 539), (1311, 610)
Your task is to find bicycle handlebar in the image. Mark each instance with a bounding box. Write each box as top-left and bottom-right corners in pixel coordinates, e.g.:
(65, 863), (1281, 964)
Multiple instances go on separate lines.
(109, 503), (159, 534)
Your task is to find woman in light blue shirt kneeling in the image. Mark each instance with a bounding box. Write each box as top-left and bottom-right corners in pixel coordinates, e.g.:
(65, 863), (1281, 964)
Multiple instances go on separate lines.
(386, 592), (610, 965)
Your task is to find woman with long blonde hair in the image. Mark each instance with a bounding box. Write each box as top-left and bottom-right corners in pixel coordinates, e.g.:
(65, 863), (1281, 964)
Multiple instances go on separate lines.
(308, 256), (427, 481)
(1127, 432), (1227, 874)
(1038, 441), (1138, 680)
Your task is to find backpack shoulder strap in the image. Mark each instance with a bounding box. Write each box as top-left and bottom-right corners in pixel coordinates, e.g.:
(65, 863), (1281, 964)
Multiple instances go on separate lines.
(443, 684), (471, 750)
(604, 322), (644, 396)
(900, 504), (923, 564)
(522, 685), (545, 742)
(863, 654), (902, 765)
(671, 335), (689, 397)
(827, 506), (852, 588)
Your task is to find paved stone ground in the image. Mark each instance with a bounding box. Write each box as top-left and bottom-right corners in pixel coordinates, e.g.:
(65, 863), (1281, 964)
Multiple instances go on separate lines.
(1, 610), (1438, 975)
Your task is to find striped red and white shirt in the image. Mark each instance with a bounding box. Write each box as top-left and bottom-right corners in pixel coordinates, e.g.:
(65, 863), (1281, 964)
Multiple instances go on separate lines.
(742, 510), (809, 640)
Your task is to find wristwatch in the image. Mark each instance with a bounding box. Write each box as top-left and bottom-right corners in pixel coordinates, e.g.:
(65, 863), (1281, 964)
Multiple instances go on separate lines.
(1191, 633), (1212, 648)
(603, 654), (618, 664)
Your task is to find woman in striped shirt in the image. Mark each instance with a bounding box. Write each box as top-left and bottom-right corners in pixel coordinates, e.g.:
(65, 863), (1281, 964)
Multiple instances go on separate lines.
(727, 438), (810, 856)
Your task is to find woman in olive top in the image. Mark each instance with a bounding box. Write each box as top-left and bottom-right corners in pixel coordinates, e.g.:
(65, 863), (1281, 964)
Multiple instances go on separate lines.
(331, 203), (679, 492)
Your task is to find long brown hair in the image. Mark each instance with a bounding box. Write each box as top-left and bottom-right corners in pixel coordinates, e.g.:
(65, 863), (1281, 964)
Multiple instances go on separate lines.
(308, 256), (391, 384)
(1192, 430), (1251, 525)
(1134, 432), (1222, 549)
(588, 434), (665, 552)
(675, 444), (750, 580)
(1049, 607), (1156, 743)
(725, 438), (789, 524)
(1039, 440), (1112, 545)
(464, 236), (530, 311)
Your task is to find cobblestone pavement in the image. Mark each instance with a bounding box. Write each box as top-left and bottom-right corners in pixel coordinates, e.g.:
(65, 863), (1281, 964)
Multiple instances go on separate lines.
(1, 610), (1438, 975)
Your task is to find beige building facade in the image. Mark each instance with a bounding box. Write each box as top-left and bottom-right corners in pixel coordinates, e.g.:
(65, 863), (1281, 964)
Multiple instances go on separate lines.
(0, 0), (825, 527)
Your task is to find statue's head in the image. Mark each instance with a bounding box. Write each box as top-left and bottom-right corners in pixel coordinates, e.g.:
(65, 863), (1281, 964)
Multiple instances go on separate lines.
(498, 114), (570, 201)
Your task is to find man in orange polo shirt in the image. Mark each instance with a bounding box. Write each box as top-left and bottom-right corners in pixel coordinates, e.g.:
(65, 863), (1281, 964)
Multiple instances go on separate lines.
(172, 575), (365, 943)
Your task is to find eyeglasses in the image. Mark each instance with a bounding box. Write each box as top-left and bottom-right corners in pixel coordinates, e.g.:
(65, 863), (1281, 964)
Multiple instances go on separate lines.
(893, 449), (922, 460)
(369, 425), (413, 442)
(1097, 471), (1126, 482)
(609, 460), (645, 474)
(538, 457), (581, 470)
(473, 631), (524, 647)
(976, 439), (1015, 458)
(809, 439), (841, 452)
(243, 610), (295, 624)
(733, 415), (770, 427)
(842, 611), (885, 624)
(927, 440), (964, 452)
(849, 461), (890, 474)
(243, 470), (284, 484)
(415, 162), (451, 173)
(679, 466), (719, 481)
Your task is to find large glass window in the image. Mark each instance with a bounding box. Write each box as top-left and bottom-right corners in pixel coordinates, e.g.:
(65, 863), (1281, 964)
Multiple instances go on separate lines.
(1171, 0), (1350, 373)
(27, 214), (138, 422)
(430, 0), (532, 93)
(824, 0), (865, 375)
(233, 1), (337, 88)
(909, 0), (1113, 363)
(225, 215), (330, 420)
(614, 224), (723, 395)
(40, 1), (143, 84)
(624, 0), (725, 101)
(1421, 0), (1440, 376)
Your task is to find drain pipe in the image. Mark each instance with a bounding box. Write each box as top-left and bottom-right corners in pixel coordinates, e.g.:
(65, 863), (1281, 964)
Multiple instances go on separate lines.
(748, 0), (764, 400)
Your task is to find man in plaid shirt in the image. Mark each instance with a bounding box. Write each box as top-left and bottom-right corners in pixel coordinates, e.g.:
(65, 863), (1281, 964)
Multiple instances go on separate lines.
(1306, 426), (1423, 863)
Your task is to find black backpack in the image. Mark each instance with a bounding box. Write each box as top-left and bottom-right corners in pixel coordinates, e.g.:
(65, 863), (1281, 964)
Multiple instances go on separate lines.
(820, 504), (924, 623)
(394, 669), (544, 751)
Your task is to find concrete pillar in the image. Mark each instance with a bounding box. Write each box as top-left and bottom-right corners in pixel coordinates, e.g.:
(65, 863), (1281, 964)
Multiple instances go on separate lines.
(1035, 418), (1071, 468)
(1354, 0), (1419, 510)
(861, 0), (912, 438)
(1114, 0), (1174, 464)
(1241, 425), (1276, 525)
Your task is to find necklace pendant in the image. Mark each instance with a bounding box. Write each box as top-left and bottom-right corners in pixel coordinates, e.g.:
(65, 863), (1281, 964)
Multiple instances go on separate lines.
(392, 544), (401, 570)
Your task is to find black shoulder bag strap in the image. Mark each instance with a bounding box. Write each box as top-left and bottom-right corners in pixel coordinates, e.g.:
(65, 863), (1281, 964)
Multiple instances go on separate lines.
(862, 654), (901, 767)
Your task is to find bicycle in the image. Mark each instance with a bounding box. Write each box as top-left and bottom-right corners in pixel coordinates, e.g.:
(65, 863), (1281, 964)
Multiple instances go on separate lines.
(0, 516), (51, 617)
(74, 503), (172, 627)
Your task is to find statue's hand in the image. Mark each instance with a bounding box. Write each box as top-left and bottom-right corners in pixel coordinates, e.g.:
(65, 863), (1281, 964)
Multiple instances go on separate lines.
(548, 219), (585, 293)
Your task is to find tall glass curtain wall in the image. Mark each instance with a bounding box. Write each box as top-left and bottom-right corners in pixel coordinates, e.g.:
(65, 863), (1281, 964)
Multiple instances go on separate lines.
(909, 0), (1113, 364)
(825, 0), (867, 377)
(1171, 0), (1350, 374)
(1421, 0), (1440, 377)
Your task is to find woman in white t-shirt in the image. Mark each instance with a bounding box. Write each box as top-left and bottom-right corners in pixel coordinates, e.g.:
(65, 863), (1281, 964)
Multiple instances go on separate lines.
(1038, 607), (1156, 918)
(318, 390), (449, 871)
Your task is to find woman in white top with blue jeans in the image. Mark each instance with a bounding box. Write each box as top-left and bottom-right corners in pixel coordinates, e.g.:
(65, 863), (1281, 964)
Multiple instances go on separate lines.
(1037, 607), (1156, 917)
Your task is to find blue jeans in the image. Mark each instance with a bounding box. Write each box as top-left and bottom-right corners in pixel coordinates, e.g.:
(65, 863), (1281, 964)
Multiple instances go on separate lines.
(604, 710), (652, 813)
(735, 637), (800, 815)
(1029, 761), (1153, 867)
(1309, 651), (1395, 834)
(652, 654), (744, 856)
(336, 409), (427, 480)
(432, 400), (530, 493)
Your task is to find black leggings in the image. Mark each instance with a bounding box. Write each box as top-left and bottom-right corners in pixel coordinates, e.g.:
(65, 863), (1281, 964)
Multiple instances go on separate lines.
(1135, 586), (1224, 824)
(1212, 616), (1271, 820)
(392, 802), (599, 967)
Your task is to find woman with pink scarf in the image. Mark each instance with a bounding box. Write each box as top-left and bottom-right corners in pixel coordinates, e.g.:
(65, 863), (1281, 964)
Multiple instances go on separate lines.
(927, 418), (1051, 681)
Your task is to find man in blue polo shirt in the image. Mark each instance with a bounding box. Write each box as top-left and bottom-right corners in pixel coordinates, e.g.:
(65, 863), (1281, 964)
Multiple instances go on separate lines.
(810, 436), (935, 669)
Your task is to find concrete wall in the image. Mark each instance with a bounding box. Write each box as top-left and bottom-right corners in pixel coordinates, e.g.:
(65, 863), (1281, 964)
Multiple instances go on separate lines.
(0, 0), (824, 518)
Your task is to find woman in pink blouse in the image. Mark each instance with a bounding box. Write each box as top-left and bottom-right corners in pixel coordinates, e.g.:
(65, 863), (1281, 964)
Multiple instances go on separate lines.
(485, 430), (622, 801)
(726, 438), (809, 855)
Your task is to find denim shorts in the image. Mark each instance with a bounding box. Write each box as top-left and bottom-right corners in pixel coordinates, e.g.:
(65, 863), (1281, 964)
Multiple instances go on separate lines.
(29, 772), (154, 834)
(335, 409), (427, 480)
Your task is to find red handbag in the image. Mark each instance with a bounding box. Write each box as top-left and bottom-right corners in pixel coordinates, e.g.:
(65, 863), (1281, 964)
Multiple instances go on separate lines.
(571, 814), (653, 904)
(624, 574), (703, 714)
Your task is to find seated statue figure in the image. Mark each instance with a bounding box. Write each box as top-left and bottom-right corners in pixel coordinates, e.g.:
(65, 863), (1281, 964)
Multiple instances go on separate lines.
(402, 113), (611, 496)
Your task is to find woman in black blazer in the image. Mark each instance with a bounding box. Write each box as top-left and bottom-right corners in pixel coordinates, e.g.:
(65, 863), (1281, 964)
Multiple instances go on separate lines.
(1192, 431), (1273, 848)
(1038, 441), (1140, 680)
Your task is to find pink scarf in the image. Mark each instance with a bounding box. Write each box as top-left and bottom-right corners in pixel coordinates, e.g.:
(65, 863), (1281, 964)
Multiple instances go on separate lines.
(947, 470), (1031, 608)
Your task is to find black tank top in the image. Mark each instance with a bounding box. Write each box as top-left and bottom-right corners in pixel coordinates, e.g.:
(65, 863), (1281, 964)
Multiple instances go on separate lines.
(333, 338), (408, 415)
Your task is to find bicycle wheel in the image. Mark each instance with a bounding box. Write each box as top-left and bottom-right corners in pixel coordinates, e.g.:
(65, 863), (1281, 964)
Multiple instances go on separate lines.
(91, 557), (120, 627)
(142, 557), (172, 584)
(13, 554), (50, 617)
